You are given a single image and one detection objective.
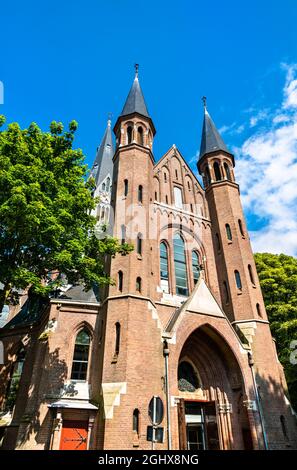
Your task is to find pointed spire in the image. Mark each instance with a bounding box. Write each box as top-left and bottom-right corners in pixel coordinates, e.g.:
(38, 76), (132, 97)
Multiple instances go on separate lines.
(199, 98), (230, 159)
(120, 64), (150, 118)
(90, 117), (114, 186)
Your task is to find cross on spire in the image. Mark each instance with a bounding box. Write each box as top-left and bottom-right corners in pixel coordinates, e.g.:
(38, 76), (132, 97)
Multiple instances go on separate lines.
(202, 96), (207, 109)
(135, 63), (139, 78)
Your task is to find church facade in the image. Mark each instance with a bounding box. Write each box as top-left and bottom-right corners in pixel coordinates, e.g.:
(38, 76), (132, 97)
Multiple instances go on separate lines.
(0, 68), (296, 450)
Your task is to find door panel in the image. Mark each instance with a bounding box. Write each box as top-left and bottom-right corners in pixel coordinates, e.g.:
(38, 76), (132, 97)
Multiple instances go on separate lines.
(204, 402), (220, 450)
(60, 420), (88, 450)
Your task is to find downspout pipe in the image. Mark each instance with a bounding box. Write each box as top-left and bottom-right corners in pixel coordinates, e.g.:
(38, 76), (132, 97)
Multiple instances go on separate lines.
(163, 340), (172, 450)
(248, 352), (269, 450)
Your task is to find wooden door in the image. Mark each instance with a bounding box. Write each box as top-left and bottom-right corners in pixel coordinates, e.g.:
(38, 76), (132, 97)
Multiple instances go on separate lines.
(60, 420), (88, 450)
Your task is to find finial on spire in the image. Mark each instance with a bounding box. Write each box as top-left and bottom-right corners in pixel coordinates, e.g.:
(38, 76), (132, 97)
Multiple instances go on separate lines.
(107, 112), (112, 126)
(134, 63), (139, 78)
(202, 96), (207, 109)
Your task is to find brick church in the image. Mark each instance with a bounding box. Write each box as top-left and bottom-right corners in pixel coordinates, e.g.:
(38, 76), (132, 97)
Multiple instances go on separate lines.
(0, 67), (296, 450)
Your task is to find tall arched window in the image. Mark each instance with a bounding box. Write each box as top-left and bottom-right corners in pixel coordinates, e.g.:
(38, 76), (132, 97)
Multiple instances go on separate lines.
(248, 264), (255, 285)
(136, 277), (142, 293)
(138, 185), (143, 203)
(118, 271), (123, 292)
(115, 322), (121, 356)
(192, 251), (200, 285)
(133, 409), (140, 436)
(5, 347), (26, 411)
(71, 329), (91, 381)
(224, 162), (231, 181)
(173, 233), (188, 296)
(235, 270), (242, 290)
(106, 177), (111, 192)
(127, 126), (133, 144)
(226, 223), (232, 241)
(238, 219), (245, 237)
(214, 162), (222, 181)
(160, 242), (169, 293)
(178, 361), (200, 392)
(124, 179), (128, 197)
(256, 303), (262, 318)
(138, 126), (144, 145)
(137, 233), (142, 255)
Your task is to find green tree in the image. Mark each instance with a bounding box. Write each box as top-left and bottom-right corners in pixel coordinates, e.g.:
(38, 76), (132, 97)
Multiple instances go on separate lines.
(254, 252), (297, 409)
(0, 116), (131, 311)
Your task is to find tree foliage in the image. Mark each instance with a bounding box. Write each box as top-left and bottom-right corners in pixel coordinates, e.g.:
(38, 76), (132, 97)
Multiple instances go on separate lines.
(0, 115), (131, 311)
(254, 252), (297, 409)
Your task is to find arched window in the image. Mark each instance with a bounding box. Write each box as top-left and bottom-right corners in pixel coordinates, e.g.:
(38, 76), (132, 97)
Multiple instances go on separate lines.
(115, 322), (121, 356)
(178, 361), (200, 392)
(238, 219), (245, 237)
(133, 409), (140, 436)
(214, 162), (222, 181)
(138, 185), (143, 203)
(215, 233), (221, 252)
(248, 264), (255, 285)
(192, 251), (200, 285)
(235, 270), (242, 290)
(223, 281), (230, 303)
(165, 195), (168, 204)
(100, 206), (105, 222)
(124, 179), (128, 197)
(187, 180), (191, 190)
(173, 233), (188, 296)
(190, 203), (193, 213)
(205, 166), (211, 186)
(175, 169), (178, 180)
(224, 162), (231, 181)
(160, 242), (169, 293)
(226, 223), (232, 241)
(118, 271), (123, 292)
(280, 415), (288, 439)
(71, 329), (91, 381)
(137, 126), (144, 145)
(137, 233), (142, 255)
(106, 177), (110, 192)
(164, 173), (167, 183)
(154, 191), (158, 201)
(256, 303), (262, 318)
(174, 187), (183, 209)
(121, 225), (126, 244)
(127, 126), (133, 144)
(5, 347), (26, 411)
(136, 277), (142, 293)
(102, 182), (106, 191)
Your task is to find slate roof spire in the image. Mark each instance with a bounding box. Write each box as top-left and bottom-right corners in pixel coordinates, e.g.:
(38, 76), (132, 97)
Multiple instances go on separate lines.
(199, 98), (231, 159)
(90, 117), (114, 186)
(120, 64), (150, 119)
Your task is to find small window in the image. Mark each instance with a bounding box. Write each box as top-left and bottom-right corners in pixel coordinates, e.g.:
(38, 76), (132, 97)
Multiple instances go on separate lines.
(121, 225), (126, 244)
(235, 270), (242, 290)
(238, 219), (245, 237)
(106, 177), (111, 192)
(165, 195), (168, 204)
(226, 224), (232, 241)
(137, 234), (142, 255)
(102, 182), (106, 191)
(216, 233), (221, 252)
(138, 126), (144, 146)
(248, 264), (255, 285)
(256, 303), (262, 318)
(205, 166), (211, 186)
(155, 191), (158, 201)
(71, 330), (90, 381)
(214, 162), (222, 181)
(124, 179), (128, 197)
(174, 187), (183, 209)
(224, 162), (231, 181)
(192, 251), (200, 285)
(136, 277), (142, 293)
(127, 126), (133, 144)
(138, 185), (143, 203)
(178, 361), (200, 392)
(175, 169), (178, 179)
(164, 173), (167, 183)
(187, 180), (191, 190)
(223, 281), (230, 303)
(118, 271), (123, 292)
(115, 322), (121, 356)
(133, 409), (140, 435)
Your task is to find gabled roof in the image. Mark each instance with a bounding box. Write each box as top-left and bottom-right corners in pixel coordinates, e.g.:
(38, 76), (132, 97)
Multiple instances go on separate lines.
(199, 107), (231, 159)
(2, 295), (48, 330)
(120, 73), (150, 119)
(90, 119), (114, 186)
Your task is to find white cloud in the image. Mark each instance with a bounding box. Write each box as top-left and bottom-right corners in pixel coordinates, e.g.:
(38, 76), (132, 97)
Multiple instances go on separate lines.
(237, 64), (297, 256)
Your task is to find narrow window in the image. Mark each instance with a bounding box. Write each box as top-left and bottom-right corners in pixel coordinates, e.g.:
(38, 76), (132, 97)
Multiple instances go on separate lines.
(226, 223), (232, 241)
(223, 281), (230, 303)
(190, 203), (193, 213)
(192, 251), (200, 285)
(160, 242), (169, 293)
(238, 219), (245, 237)
(106, 177), (110, 192)
(174, 187), (183, 209)
(138, 126), (144, 145)
(138, 185), (143, 203)
(214, 162), (222, 181)
(102, 182), (106, 191)
(136, 277), (142, 293)
(155, 191), (158, 201)
(71, 329), (90, 381)
(235, 270), (242, 290)
(133, 409), (140, 435)
(224, 162), (231, 181)
(124, 179), (128, 197)
(248, 264), (255, 285)
(175, 169), (178, 179)
(118, 271), (123, 292)
(127, 126), (133, 144)
(187, 180), (191, 190)
(164, 173), (167, 183)
(256, 303), (262, 318)
(280, 415), (288, 439)
(165, 195), (168, 204)
(173, 233), (188, 296)
(137, 233), (142, 255)
(115, 322), (121, 356)
(121, 225), (126, 244)
(5, 348), (26, 411)
(215, 233), (221, 252)
(205, 166), (211, 186)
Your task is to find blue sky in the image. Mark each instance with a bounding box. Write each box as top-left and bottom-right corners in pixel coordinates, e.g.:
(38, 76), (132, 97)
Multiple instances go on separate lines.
(1, 1), (297, 255)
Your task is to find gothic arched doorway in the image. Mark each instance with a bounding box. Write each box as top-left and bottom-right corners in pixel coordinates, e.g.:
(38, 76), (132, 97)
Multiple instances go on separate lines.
(177, 324), (253, 450)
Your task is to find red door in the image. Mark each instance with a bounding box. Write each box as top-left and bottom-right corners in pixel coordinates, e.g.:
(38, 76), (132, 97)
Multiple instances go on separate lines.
(60, 420), (88, 450)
